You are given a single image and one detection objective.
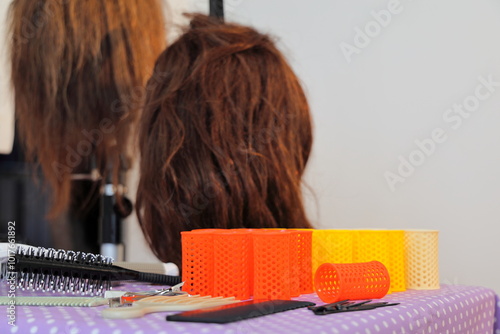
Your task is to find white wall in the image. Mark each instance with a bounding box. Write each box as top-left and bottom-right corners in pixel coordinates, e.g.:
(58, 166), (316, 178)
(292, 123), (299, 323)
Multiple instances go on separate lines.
(225, 0), (500, 293)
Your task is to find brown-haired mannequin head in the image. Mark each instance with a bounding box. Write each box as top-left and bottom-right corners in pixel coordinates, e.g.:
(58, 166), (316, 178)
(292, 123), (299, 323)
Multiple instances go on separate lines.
(137, 14), (314, 266)
(9, 0), (166, 218)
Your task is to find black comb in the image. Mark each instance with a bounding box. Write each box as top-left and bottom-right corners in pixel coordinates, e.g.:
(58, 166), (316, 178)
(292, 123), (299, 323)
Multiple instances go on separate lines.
(1, 246), (182, 295)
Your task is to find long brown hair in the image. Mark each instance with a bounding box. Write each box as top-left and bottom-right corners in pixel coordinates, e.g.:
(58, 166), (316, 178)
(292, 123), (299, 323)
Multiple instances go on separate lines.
(9, 0), (166, 217)
(137, 14), (314, 265)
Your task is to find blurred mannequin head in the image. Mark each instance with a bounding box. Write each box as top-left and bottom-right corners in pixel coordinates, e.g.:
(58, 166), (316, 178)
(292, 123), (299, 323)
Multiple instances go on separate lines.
(137, 14), (314, 265)
(9, 0), (166, 217)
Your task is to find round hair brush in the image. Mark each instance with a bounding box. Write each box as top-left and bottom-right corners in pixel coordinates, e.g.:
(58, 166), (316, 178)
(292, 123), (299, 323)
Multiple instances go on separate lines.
(3, 246), (182, 295)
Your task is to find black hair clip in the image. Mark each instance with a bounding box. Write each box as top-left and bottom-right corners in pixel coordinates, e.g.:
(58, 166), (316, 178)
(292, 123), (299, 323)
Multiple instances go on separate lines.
(308, 299), (400, 315)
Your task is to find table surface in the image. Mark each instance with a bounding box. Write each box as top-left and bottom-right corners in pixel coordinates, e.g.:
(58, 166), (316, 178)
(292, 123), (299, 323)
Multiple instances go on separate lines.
(0, 283), (498, 334)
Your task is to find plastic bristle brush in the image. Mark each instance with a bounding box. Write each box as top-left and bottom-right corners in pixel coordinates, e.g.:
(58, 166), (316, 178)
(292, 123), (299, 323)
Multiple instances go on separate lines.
(2, 246), (182, 296)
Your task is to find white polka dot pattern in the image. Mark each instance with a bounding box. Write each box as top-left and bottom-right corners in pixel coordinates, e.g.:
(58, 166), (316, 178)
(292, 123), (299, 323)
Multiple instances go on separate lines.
(0, 283), (497, 333)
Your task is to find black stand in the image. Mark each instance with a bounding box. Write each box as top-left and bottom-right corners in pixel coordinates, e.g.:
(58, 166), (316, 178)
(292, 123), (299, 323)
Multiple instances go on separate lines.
(99, 161), (132, 261)
(209, 0), (224, 20)
(99, 176), (122, 260)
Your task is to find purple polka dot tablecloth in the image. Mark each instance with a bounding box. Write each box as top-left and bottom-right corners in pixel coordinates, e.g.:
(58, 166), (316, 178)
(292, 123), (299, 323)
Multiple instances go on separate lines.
(0, 283), (497, 334)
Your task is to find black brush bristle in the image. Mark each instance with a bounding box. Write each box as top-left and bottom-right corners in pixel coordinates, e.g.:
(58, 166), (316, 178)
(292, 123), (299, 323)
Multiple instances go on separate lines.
(3, 246), (182, 296)
(13, 247), (114, 295)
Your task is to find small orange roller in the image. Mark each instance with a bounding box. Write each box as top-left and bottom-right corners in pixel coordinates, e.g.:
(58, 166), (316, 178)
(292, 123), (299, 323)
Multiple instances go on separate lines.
(314, 261), (390, 303)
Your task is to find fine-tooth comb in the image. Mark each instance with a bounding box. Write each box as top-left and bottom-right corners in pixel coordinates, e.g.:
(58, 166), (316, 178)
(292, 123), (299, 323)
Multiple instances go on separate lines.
(0, 246), (182, 295)
(0, 296), (108, 307)
(101, 295), (240, 319)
